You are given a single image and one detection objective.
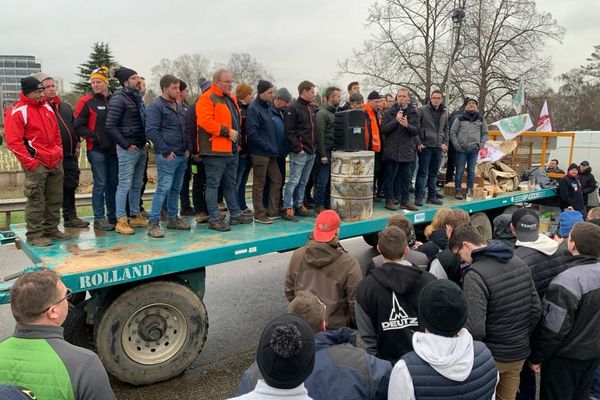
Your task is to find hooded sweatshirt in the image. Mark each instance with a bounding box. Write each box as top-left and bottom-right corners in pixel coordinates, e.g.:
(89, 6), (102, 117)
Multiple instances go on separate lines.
(285, 240), (362, 329)
(355, 261), (436, 363)
(388, 329), (498, 400)
(229, 380), (312, 400)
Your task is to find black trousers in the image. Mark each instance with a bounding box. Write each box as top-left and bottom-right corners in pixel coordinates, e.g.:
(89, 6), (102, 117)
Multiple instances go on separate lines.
(445, 140), (456, 183)
(62, 155), (80, 220)
(540, 355), (599, 400)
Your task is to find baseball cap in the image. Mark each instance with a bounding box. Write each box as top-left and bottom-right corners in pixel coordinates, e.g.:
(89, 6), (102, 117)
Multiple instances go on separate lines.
(367, 91), (382, 100)
(313, 210), (341, 243)
(511, 208), (540, 242)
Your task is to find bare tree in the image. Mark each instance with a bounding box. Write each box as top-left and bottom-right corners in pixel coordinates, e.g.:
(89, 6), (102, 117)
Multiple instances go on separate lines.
(150, 53), (211, 97)
(224, 53), (275, 87)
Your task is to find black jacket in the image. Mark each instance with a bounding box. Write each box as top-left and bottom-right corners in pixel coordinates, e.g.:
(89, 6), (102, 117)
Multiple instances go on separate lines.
(246, 98), (280, 157)
(463, 241), (541, 362)
(355, 261), (436, 363)
(559, 173), (585, 214)
(417, 103), (449, 148)
(285, 98), (317, 154)
(530, 256), (600, 363)
(48, 97), (78, 156)
(381, 103), (419, 163)
(185, 96), (200, 155)
(105, 88), (147, 149)
(74, 92), (115, 153)
(578, 168), (597, 206)
(418, 228), (448, 263)
(238, 102), (250, 155)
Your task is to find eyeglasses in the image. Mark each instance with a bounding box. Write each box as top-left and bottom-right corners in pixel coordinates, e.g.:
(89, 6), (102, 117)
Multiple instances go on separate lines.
(39, 289), (72, 314)
(453, 242), (464, 259)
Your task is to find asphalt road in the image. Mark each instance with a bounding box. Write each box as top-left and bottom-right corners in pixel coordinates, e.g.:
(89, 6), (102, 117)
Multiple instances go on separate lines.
(0, 236), (376, 400)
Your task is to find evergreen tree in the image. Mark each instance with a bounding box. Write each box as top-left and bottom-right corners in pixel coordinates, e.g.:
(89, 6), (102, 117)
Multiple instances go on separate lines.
(73, 42), (119, 93)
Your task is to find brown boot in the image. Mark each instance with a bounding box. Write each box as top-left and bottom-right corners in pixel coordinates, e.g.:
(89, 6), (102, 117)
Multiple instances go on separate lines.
(28, 236), (52, 247)
(129, 213), (148, 228)
(46, 230), (72, 240)
(116, 217), (134, 235)
(385, 200), (398, 211)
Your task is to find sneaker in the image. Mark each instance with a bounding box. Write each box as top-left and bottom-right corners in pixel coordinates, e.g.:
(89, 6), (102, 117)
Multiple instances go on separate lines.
(400, 202), (419, 211)
(46, 230), (72, 240)
(116, 217), (134, 235)
(28, 236), (52, 247)
(436, 191), (445, 199)
(241, 208), (254, 216)
(218, 202), (228, 211)
(426, 197), (444, 205)
(267, 212), (281, 220)
(283, 208), (298, 222)
(455, 191), (464, 200)
(64, 217), (90, 228)
(108, 217), (118, 225)
(385, 201), (398, 211)
(147, 221), (165, 238)
(195, 212), (209, 223)
(415, 197), (424, 207)
(295, 206), (313, 217)
(230, 214), (253, 225)
(180, 207), (195, 216)
(94, 218), (115, 232)
(129, 213), (148, 228)
(255, 215), (273, 224)
(166, 217), (191, 230)
(209, 220), (231, 232)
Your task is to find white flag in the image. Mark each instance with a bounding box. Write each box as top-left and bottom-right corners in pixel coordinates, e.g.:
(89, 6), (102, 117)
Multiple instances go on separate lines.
(492, 114), (534, 140)
(536, 100), (552, 132)
(512, 80), (525, 114)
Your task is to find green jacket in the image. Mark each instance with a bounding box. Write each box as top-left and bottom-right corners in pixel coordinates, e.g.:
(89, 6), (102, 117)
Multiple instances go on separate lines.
(0, 325), (115, 400)
(315, 104), (337, 156)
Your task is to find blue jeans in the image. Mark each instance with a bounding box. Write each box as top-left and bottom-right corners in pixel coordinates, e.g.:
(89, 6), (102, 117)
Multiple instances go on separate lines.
(454, 149), (479, 192)
(314, 151), (332, 208)
(415, 147), (442, 199)
(115, 146), (147, 219)
(150, 155), (188, 222)
(385, 161), (412, 202)
(203, 155), (241, 222)
(236, 153), (252, 210)
(284, 152), (316, 209)
(591, 366), (600, 396)
(86, 150), (118, 220)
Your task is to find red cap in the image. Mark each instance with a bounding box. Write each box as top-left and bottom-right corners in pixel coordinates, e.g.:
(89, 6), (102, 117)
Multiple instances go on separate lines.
(313, 210), (341, 243)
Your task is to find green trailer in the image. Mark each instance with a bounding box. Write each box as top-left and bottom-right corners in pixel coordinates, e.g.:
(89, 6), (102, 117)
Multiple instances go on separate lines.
(0, 188), (557, 385)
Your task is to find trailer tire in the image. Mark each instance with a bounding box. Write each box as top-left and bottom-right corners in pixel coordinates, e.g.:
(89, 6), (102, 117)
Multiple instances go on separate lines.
(63, 301), (95, 351)
(363, 233), (379, 247)
(95, 281), (208, 385)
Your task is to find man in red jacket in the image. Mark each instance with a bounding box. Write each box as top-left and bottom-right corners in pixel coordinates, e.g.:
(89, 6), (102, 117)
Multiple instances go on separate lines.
(4, 77), (70, 247)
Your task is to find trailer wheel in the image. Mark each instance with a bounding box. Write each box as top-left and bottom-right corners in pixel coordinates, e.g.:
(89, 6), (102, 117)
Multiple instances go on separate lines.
(363, 233), (379, 247)
(95, 281), (208, 385)
(63, 301), (95, 350)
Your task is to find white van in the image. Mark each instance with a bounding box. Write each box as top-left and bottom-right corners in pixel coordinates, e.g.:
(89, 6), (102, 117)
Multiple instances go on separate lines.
(548, 130), (600, 168)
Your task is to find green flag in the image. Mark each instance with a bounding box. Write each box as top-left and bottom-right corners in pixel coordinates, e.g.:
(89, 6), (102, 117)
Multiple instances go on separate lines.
(512, 80), (525, 114)
(493, 114), (533, 140)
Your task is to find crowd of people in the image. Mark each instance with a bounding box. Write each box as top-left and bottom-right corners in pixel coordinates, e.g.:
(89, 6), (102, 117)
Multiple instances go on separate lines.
(4, 65), (493, 243)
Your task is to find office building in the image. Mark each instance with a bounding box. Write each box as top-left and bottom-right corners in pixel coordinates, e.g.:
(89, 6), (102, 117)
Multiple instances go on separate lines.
(0, 55), (42, 107)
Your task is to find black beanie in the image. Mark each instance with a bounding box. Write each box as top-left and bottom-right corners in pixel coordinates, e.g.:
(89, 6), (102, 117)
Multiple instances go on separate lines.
(257, 79), (273, 95)
(568, 163), (579, 172)
(256, 314), (315, 389)
(114, 67), (137, 86)
(418, 279), (467, 337)
(179, 80), (187, 91)
(20, 77), (43, 95)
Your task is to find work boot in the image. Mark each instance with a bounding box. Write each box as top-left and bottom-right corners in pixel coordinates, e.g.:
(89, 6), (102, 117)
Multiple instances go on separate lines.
(241, 208), (254, 216)
(167, 217), (191, 230)
(255, 215), (273, 224)
(385, 200), (398, 211)
(180, 207), (195, 216)
(400, 202), (419, 211)
(209, 219), (231, 232)
(94, 218), (115, 231)
(283, 208), (298, 222)
(116, 217), (134, 235)
(129, 213), (148, 228)
(230, 214), (253, 225)
(455, 191), (464, 200)
(147, 221), (165, 238)
(415, 196), (424, 207)
(64, 217), (90, 228)
(46, 230), (72, 240)
(28, 236), (52, 247)
(295, 205), (313, 217)
(426, 196), (444, 206)
(267, 212), (281, 220)
(195, 212), (209, 223)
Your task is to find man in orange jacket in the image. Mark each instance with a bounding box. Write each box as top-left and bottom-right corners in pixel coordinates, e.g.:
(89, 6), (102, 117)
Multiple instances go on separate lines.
(5, 77), (70, 246)
(196, 69), (253, 231)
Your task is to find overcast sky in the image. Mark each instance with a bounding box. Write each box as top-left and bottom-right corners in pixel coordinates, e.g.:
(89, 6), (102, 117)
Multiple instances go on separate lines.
(1, 0), (597, 94)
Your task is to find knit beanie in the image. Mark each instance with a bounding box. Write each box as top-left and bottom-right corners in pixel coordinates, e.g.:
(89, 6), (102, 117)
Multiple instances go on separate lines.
(463, 95), (478, 106)
(256, 314), (315, 389)
(20, 77), (43, 95)
(567, 163), (579, 172)
(90, 66), (110, 84)
(275, 87), (292, 102)
(0, 385), (36, 400)
(257, 79), (273, 95)
(179, 80), (187, 91)
(198, 77), (212, 93)
(113, 66), (137, 86)
(418, 279), (467, 337)
(235, 83), (252, 100)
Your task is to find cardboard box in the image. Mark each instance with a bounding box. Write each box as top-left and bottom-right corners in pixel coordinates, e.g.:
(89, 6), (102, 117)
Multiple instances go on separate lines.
(444, 182), (466, 196)
(461, 176), (485, 187)
(473, 187), (486, 199)
(484, 185), (504, 197)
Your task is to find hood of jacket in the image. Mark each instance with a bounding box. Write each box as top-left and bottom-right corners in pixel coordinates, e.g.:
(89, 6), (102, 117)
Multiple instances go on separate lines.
(430, 228), (448, 249)
(412, 328), (474, 381)
(459, 110), (481, 122)
(472, 241), (514, 264)
(492, 213), (516, 241)
(516, 233), (559, 256)
(371, 261), (427, 295)
(304, 240), (344, 268)
(315, 327), (357, 351)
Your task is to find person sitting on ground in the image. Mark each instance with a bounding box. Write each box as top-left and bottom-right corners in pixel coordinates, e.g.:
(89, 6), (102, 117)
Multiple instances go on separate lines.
(285, 210), (362, 329)
(427, 209), (470, 284)
(0, 270), (116, 399)
(545, 159), (564, 174)
(559, 163), (586, 216)
(229, 314), (315, 400)
(416, 207), (453, 263)
(356, 226), (436, 363)
(388, 279), (498, 400)
(365, 214), (429, 275)
(238, 290), (392, 400)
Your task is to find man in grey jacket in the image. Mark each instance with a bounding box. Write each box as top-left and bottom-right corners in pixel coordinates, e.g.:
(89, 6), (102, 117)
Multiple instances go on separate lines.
(415, 90), (448, 206)
(449, 96), (488, 199)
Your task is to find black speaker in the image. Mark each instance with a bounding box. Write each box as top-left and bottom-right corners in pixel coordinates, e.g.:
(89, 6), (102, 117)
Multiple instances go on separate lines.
(334, 109), (366, 152)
